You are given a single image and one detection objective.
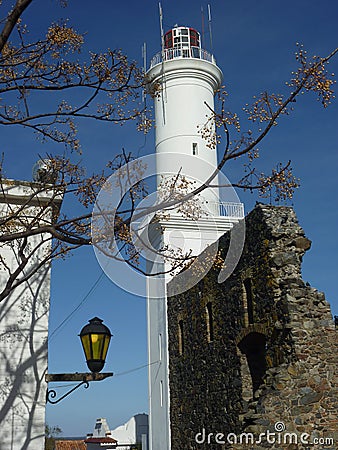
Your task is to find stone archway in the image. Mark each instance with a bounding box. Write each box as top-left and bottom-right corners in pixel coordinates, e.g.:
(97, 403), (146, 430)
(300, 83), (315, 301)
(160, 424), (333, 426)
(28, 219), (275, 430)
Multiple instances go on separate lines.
(238, 332), (267, 393)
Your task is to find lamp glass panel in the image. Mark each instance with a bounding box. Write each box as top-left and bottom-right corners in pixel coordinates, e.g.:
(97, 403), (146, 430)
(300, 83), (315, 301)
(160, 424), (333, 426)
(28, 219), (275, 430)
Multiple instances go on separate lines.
(81, 334), (92, 360)
(90, 333), (105, 360)
(102, 335), (111, 361)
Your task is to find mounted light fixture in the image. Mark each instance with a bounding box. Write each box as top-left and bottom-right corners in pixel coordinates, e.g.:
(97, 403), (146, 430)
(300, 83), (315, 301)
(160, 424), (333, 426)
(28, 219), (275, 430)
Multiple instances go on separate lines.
(46, 317), (113, 404)
(79, 317), (112, 372)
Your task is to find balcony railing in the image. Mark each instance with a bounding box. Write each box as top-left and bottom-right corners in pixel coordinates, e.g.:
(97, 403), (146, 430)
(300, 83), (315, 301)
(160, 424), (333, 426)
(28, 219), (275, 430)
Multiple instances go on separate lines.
(150, 47), (216, 68)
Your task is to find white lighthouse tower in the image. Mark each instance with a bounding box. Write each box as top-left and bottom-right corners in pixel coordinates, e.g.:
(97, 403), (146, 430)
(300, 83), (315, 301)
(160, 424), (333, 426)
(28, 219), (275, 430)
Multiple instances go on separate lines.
(146, 25), (244, 450)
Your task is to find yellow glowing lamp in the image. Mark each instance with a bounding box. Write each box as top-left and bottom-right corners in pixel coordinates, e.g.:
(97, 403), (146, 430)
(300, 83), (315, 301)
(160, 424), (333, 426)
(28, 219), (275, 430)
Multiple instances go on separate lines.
(79, 317), (112, 373)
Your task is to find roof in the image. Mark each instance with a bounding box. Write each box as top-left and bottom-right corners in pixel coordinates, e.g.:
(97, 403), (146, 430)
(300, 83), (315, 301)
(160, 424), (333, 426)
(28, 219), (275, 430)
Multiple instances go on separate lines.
(84, 437), (118, 444)
(55, 441), (86, 450)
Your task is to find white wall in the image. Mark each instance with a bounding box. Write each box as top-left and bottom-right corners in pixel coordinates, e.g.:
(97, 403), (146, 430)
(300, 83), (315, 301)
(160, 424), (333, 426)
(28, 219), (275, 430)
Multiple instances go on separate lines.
(110, 414), (148, 448)
(0, 180), (61, 449)
(147, 57), (223, 211)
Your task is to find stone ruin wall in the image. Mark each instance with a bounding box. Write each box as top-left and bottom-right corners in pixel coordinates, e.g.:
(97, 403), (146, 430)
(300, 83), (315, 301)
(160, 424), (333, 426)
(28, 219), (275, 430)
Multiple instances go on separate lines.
(167, 204), (337, 450)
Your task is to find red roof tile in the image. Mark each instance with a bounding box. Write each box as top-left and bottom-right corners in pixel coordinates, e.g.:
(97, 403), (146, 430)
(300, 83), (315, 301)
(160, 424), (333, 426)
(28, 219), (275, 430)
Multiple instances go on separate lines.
(55, 440), (86, 450)
(84, 437), (118, 444)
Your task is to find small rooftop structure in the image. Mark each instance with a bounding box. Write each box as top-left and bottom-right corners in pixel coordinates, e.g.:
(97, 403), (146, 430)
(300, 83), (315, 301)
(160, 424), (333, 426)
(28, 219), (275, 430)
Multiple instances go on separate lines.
(85, 435), (117, 449)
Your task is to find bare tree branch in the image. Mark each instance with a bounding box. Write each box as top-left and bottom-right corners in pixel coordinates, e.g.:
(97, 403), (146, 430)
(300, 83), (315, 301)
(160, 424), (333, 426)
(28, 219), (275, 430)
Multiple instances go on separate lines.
(0, 0), (32, 52)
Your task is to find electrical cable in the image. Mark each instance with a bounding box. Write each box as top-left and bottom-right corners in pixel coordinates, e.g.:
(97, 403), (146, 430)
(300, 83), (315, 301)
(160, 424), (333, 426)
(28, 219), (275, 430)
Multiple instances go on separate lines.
(48, 250), (158, 385)
(49, 360), (160, 389)
(47, 270), (159, 385)
(49, 271), (105, 342)
(114, 360), (159, 377)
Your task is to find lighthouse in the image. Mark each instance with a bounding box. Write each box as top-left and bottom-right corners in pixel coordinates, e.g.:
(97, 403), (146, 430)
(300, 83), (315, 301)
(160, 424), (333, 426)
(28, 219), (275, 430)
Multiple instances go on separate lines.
(148, 26), (223, 214)
(146, 25), (244, 449)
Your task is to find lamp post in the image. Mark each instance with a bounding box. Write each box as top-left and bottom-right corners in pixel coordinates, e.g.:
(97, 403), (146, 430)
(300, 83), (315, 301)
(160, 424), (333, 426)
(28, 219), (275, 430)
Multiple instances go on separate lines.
(46, 317), (113, 404)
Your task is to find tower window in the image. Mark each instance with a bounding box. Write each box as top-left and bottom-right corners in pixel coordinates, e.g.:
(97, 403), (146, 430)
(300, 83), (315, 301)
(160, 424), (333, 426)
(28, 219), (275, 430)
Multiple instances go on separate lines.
(159, 333), (162, 361)
(206, 302), (214, 342)
(243, 278), (254, 325)
(160, 380), (163, 407)
(192, 142), (198, 155)
(178, 320), (184, 355)
(190, 29), (200, 47)
(164, 31), (173, 49)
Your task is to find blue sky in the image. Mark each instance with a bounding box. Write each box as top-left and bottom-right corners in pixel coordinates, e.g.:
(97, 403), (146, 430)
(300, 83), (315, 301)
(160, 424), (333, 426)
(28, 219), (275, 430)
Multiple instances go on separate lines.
(1, 0), (338, 437)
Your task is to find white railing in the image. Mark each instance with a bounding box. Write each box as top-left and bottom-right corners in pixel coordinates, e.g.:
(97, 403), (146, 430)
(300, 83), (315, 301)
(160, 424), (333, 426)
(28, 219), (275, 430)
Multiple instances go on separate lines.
(150, 47), (216, 68)
(209, 202), (245, 219)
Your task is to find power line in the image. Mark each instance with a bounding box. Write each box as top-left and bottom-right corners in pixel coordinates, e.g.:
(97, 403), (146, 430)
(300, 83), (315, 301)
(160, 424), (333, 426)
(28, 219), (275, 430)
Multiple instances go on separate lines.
(48, 266), (154, 382)
(114, 360), (159, 377)
(49, 360), (160, 389)
(49, 271), (105, 341)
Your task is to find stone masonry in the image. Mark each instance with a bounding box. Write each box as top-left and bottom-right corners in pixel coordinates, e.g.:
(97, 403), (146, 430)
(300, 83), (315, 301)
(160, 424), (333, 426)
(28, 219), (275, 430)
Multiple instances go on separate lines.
(167, 204), (337, 450)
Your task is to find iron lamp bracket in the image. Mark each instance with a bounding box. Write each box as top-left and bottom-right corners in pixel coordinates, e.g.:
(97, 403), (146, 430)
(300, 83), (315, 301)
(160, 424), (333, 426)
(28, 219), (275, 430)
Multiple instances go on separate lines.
(45, 372), (113, 404)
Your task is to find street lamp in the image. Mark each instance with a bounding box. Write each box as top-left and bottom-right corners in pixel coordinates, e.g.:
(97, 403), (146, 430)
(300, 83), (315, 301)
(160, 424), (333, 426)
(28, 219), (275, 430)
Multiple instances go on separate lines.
(46, 317), (113, 404)
(79, 317), (112, 372)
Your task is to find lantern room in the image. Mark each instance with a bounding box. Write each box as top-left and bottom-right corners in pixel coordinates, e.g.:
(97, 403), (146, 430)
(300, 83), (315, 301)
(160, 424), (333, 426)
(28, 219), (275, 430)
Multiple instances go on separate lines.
(150, 25), (215, 67)
(164, 26), (200, 50)
(163, 26), (203, 59)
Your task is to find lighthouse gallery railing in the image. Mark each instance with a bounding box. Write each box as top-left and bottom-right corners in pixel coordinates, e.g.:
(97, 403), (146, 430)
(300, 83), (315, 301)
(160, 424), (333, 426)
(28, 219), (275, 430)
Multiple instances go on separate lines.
(150, 47), (216, 68)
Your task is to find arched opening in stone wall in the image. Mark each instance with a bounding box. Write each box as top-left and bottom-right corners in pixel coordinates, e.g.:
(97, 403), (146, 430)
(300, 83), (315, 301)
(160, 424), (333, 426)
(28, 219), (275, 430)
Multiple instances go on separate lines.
(238, 351), (254, 401)
(205, 302), (214, 342)
(238, 332), (267, 393)
(243, 278), (254, 325)
(178, 320), (184, 355)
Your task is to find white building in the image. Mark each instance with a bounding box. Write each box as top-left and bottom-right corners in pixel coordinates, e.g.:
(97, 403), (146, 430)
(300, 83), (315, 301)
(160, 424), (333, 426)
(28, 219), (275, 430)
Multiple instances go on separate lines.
(0, 178), (62, 449)
(87, 415), (148, 449)
(146, 26), (244, 450)
(110, 414), (148, 448)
